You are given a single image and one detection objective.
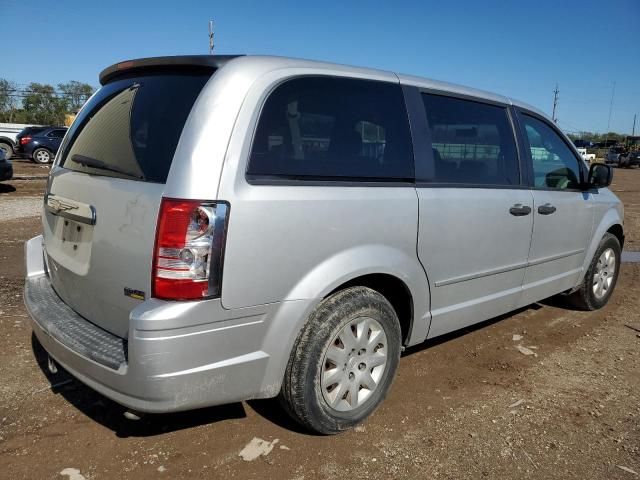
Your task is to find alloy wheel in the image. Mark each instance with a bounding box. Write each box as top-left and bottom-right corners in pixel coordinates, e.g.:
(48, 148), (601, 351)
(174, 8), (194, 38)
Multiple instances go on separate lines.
(321, 317), (388, 412)
(593, 247), (616, 300)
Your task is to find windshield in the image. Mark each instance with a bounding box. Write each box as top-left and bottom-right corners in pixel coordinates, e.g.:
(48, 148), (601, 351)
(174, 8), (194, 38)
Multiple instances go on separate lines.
(58, 72), (211, 183)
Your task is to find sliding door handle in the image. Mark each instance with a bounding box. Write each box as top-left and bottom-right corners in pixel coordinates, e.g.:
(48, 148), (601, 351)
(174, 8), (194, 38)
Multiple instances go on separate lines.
(509, 204), (532, 216)
(538, 203), (557, 215)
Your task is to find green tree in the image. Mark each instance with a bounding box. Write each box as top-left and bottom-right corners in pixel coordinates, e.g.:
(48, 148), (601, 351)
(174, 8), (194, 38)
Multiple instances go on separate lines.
(22, 83), (66, 125)
(0, 79), (19, 122)
(567, 131), (627, 145)
(57, 80), (95, 112)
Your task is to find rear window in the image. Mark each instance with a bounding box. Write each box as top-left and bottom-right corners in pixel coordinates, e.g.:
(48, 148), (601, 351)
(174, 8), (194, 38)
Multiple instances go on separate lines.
(21, 127), (46, 136)
(247, 76), (413, 182)
(59, 72), (211, 183)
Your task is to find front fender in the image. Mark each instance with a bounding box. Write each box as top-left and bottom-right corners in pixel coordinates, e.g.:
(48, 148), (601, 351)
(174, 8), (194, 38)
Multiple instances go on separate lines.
(578, 206), (624, 284)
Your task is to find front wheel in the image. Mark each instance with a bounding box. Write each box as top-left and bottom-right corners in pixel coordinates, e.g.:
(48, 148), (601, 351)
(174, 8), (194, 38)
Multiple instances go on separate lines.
(279, 286), (401, 434)
(33, 148), (52, 164)
(569, 233), (621, 310)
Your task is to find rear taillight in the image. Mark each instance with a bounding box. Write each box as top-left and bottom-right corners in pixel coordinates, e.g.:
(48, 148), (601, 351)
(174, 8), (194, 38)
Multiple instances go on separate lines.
(152, 198), (229, 300)
(20, 136), (31, 145)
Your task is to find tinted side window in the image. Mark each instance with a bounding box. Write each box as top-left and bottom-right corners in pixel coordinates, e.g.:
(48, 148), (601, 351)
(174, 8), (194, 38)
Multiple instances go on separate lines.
(520, 114), (581, 190)
(24, 127), (46, 137)
(248, 77), (413, 181)
(421, 94), (519, 185)
(48, 129), (66, 138)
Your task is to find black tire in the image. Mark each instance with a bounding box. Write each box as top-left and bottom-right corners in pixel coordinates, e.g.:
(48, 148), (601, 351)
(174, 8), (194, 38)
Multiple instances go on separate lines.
(33, 148), (52, 164)
(568, 233), (621, 310)
(279, 286), (401, 434)
(0, 142), (12, 160)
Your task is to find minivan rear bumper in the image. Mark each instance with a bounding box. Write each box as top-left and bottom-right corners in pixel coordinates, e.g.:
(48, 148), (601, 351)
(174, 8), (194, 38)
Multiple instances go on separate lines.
(24, 235), (315, 413)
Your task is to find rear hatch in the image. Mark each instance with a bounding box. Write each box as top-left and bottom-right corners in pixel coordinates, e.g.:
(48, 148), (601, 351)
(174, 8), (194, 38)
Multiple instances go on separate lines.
(42, 66), (214, 338)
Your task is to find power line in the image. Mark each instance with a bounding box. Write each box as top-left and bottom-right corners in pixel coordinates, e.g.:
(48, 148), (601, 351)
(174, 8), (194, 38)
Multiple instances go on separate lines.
(6, 87), (92, 94)
(556, 119), (585, 133)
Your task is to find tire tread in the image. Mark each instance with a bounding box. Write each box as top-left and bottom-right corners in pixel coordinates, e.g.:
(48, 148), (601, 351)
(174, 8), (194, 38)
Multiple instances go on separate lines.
(280, 286), (401, 434)
(569, 233), (621, 310)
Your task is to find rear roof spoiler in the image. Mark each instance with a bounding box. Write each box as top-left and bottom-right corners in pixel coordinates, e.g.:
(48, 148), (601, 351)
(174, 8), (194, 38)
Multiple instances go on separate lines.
(99, 55), (243, 85)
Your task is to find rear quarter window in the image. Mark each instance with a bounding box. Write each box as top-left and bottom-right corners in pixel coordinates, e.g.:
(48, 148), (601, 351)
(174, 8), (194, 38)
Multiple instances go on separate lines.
(247, 76), (414, 182)
(59, 72), (211, 183)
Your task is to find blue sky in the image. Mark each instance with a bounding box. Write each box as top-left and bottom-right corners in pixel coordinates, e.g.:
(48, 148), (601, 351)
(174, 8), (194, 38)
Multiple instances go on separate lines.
(3, 0), (638, 134)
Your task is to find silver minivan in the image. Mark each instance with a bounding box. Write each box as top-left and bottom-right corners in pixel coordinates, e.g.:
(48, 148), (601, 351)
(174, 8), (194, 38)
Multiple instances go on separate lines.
(25, 55), (623, 434)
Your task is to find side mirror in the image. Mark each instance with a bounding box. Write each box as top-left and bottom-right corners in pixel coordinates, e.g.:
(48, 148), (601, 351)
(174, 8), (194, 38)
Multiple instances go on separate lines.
(587, 163), (613, 189)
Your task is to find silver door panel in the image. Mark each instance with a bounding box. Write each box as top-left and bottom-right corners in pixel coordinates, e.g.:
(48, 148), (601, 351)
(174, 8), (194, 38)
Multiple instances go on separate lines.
(520, 190), (593, 304)
(417, 188), (534, 339)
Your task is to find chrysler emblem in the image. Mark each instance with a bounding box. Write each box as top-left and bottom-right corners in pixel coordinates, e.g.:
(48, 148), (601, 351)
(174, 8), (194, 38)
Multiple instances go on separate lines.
(47, 197), (79, 213)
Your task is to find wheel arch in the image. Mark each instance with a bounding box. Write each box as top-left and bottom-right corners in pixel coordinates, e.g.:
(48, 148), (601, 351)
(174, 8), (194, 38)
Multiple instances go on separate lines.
(0, 137), (16, 148)
(607, 223), (624, 249)
(256, 246), (432, 398)
(327, 273), (414, 346)
(578, 208), (624, 284)
(283, 245), (431, 347)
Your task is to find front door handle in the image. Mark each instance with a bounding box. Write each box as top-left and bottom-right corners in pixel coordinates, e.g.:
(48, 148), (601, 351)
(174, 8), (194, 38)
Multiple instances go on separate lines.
(509, 204), (532, 216)
(538, 203), (557, 215)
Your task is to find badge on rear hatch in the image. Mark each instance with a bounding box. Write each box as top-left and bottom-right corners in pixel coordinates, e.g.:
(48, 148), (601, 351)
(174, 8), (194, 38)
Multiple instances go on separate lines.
(124, 287), (145, 301)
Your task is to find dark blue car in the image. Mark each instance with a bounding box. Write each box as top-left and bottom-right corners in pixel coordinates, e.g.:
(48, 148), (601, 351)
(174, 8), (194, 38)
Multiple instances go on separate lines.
(16, 126), (68, 164)
(0, 148), (12, 181)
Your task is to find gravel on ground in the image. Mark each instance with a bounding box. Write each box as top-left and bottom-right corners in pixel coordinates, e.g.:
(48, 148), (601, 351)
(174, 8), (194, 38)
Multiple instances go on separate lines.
(0, 163), (639, 479)
(0, 197), (43, 221)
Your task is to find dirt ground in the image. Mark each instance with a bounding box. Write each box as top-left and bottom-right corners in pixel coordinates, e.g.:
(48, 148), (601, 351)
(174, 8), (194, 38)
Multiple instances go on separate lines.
(0, 161), (638, 479)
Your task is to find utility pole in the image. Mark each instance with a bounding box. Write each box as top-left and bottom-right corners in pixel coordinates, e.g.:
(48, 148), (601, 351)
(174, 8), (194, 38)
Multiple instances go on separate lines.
(604, 81), (616, 148)
(208, 20), (215, 55)
(552, 83), (559, 123)
(633, 113), (637, 137)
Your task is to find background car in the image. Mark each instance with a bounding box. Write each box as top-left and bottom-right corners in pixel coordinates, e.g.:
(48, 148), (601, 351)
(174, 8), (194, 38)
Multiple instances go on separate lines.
(605, 146), (627, 165)
(573, 139), (594, 149)
(0, 148), (13, 181)
(16, 126), (67, 164)
(576, 147), (596, 162)
(594, 140), (619, 149)
(619, 150), (640, 168)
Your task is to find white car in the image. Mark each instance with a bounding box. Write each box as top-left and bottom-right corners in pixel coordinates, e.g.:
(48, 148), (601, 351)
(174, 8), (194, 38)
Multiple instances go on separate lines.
(0, 122), (40, 159)
(577, 148), (596, 162)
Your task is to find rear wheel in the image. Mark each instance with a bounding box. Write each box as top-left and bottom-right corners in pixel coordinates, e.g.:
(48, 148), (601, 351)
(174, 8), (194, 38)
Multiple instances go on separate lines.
(279, 286), (401, 434)
(0, 142), (12, 160)
(33, 148), (52, 164)
(569, 233), (621, 310)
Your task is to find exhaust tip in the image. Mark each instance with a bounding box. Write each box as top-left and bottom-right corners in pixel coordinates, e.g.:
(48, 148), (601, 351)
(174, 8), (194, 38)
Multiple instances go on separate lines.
(47, 356), (58, 374)
(123, 410), (144, 421)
